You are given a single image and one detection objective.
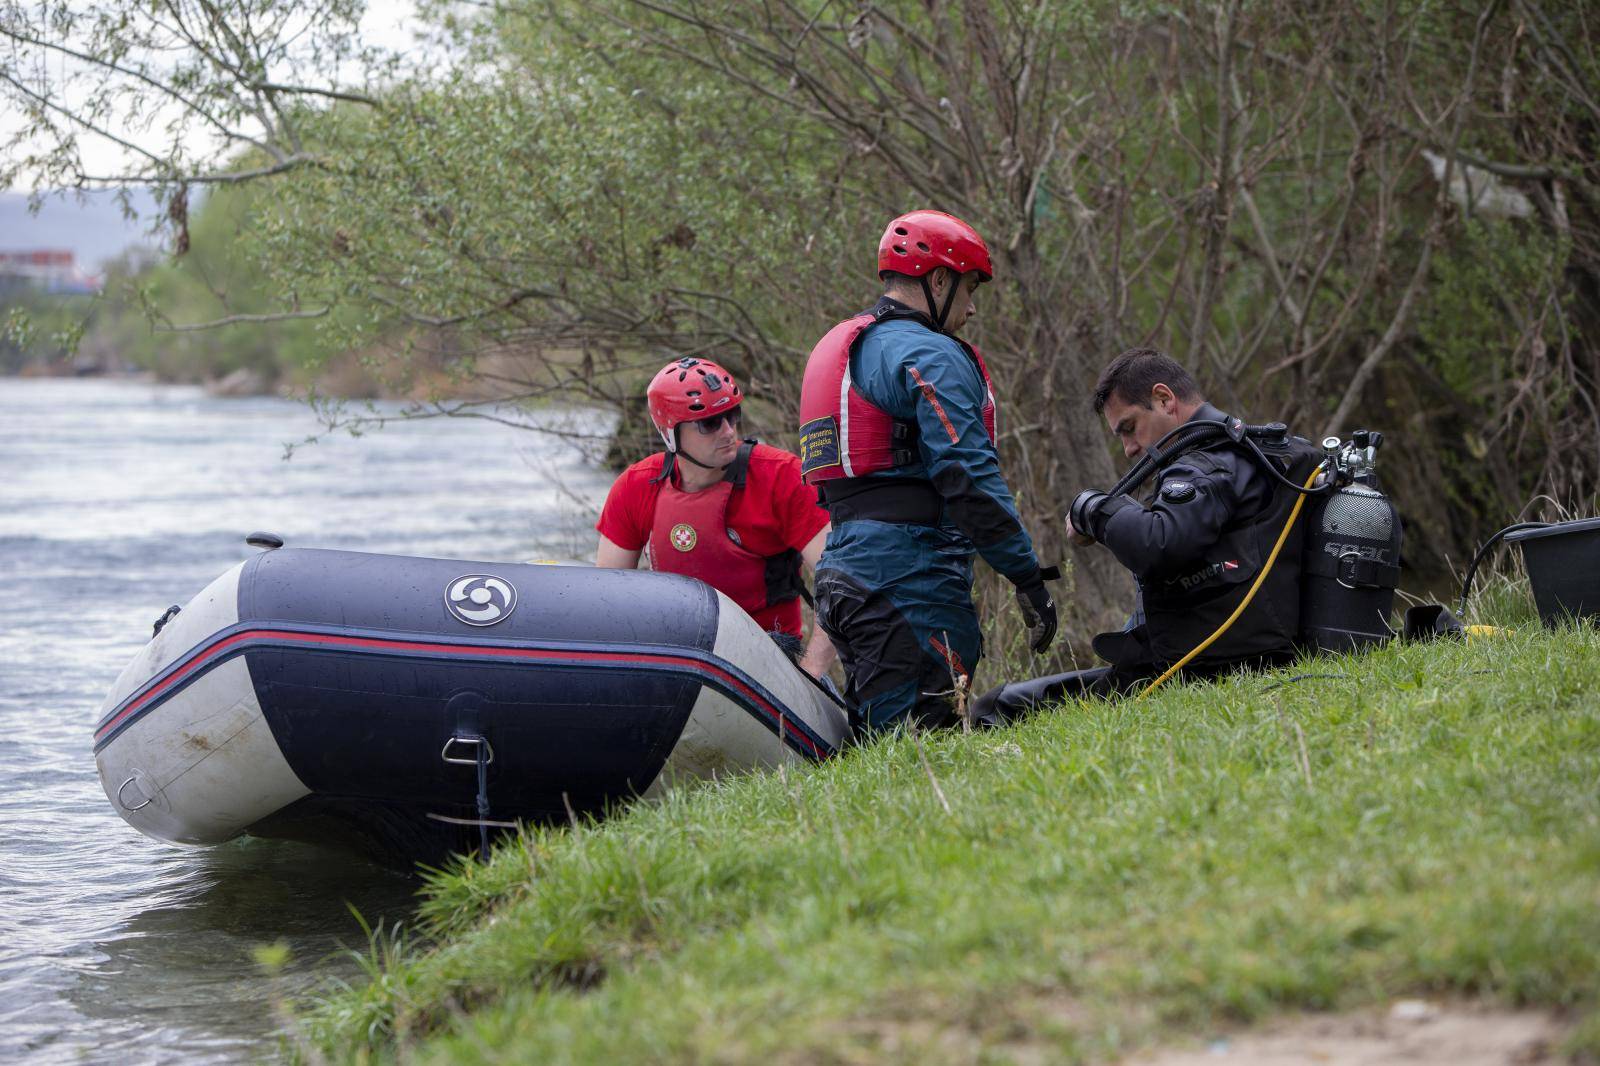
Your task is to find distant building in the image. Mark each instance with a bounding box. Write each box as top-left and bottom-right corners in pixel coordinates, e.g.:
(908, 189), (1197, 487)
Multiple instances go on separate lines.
(0, 249), (102, 296)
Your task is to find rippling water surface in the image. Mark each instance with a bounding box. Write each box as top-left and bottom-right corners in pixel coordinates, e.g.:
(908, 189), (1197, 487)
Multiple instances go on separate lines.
(0, 378), (610, 1063)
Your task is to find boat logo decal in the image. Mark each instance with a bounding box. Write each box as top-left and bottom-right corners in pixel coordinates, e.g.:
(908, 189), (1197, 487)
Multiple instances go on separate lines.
(445, 575), (518, 626)
(669, 523), (698, 552)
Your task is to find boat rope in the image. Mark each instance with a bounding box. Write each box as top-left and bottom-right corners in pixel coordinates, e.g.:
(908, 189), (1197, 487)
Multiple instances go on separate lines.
(474, 738), (491, 863)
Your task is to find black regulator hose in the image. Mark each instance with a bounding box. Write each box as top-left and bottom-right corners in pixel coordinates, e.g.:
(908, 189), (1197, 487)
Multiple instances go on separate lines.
(1105, 420), (1227, 496)
(1236, 434), (1340, 498)
(1457, 521), (1551, 616)
(1106, 418), (1336, 501)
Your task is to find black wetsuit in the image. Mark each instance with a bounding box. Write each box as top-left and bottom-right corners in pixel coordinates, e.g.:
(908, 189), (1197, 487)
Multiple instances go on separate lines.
(974, 404), (1318, 719)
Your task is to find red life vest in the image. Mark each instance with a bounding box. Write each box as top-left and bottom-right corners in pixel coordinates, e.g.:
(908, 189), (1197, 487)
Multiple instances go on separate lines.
(797, 312), (998, 484)
(647, 442), (805, 636)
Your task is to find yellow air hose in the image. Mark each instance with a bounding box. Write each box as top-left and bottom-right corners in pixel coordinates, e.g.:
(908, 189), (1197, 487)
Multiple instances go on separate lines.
(1136, 462), (1330, 700)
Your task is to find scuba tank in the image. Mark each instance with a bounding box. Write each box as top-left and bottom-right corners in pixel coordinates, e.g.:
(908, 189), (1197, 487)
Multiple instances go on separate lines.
(1299, 431), (1403, 652)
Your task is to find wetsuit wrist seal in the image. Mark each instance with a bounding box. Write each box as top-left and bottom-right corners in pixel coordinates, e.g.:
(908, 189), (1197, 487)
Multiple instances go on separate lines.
(1070, 490), (1136, 541)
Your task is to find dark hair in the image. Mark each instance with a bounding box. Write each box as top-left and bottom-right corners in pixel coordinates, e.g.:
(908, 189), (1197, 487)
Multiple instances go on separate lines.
(1092, 347), (1203, 413)
(881, 267), (955, 288)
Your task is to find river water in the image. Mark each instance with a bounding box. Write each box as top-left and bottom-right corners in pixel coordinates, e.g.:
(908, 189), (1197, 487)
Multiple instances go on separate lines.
(0, 377), (611, 1063)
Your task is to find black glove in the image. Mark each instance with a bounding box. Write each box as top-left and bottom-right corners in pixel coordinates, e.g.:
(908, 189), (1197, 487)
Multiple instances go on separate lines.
(1012, 568), (1057, 653)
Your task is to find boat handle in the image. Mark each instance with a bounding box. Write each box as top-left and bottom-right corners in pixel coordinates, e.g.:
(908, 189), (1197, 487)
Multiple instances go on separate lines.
(116, 775), (154, 812)
(441, 735), (495, 766)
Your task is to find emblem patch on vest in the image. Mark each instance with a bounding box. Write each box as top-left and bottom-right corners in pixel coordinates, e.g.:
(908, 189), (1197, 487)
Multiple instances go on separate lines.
(669, 523), (698, 551)
(798, 415), (841, 476)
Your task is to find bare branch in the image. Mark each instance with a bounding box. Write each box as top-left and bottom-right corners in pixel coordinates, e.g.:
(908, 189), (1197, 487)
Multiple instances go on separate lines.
(1324, 0), (1504, 436)
(0, 24), (272, 153)
(155, 307), (331, 331)
(250, 81), (382, 107)
(76, 155), (325, 185)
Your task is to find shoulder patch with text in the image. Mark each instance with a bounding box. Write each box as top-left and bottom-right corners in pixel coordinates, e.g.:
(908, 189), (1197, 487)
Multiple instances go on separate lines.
(798, 416), (841, 476)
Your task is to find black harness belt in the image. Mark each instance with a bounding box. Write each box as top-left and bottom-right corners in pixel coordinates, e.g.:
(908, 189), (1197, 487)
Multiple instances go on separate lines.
(820, 478), (944, 526)
(1302, 551), (1401, 589)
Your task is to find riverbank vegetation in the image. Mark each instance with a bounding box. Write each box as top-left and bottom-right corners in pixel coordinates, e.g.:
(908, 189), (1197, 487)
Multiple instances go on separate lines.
(290, 598), (1599, 1062)
(6, 0), (1597, 640)
(0, 181), (465, 398)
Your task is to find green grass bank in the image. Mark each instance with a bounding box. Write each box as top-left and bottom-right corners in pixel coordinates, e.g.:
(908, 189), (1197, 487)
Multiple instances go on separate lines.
(303, 622), (1600, 1063)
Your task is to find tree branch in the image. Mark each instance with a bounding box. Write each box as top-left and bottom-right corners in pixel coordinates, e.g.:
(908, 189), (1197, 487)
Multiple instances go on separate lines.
(75, 154), (325, 185)
(250, 81), (382, 107)
(154, 307), (331, 331)
(1323, 0), (1503, 436)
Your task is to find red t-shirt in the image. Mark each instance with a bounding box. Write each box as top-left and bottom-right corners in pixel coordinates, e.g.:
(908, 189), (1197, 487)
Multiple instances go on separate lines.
(596, 443), (829, 634)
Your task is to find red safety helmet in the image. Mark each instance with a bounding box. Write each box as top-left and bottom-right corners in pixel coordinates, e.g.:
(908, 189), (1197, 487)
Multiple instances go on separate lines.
(877, 210), (993, 282)
(646, 357), (743, 451)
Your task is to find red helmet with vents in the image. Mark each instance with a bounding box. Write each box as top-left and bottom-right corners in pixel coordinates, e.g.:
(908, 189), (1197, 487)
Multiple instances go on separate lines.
(877, 210), (993, 282)
(646, 357), (744, 451)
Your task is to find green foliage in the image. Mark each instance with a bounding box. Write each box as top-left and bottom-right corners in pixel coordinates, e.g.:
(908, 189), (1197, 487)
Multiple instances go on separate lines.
(88, 181), (354, 385)
(0, 290), (95, 371)
(0, 179), (363, 385)
(301, 621), (1600, 1063)
(1, 0), (375, 191)
(1568, 1007), (1600, 1059)
(1419, 218), (1565, 402)
(248, 23), (872, 416)
(313, 907), (419, 1050)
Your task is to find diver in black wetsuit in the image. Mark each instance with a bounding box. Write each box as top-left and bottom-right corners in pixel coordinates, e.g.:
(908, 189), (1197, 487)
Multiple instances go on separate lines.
(972, 348), (1321, 721)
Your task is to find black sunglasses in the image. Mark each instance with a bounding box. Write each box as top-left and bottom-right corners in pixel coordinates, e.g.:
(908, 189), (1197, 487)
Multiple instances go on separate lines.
(688, 410), (742, 434)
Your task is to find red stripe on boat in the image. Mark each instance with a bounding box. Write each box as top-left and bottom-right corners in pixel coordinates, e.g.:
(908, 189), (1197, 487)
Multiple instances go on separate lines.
(95, 629), (823, 757)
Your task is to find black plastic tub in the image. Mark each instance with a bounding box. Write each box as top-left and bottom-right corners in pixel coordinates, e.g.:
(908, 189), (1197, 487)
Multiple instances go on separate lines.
(1505, 517), (1600, 626)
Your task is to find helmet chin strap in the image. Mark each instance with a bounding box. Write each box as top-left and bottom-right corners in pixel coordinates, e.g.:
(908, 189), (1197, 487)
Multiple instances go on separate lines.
(676, 450), (725, 471)
(673, 427), (731, 471)
(653, 448), (724, 485)
(918, 270), (959, 332)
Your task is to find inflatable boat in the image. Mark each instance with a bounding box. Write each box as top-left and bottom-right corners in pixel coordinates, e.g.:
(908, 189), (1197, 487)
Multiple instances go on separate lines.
(94, 545), (849, 864)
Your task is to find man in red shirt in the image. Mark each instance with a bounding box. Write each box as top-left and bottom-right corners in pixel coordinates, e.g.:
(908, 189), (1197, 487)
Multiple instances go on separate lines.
(596, 357), (837, 679)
